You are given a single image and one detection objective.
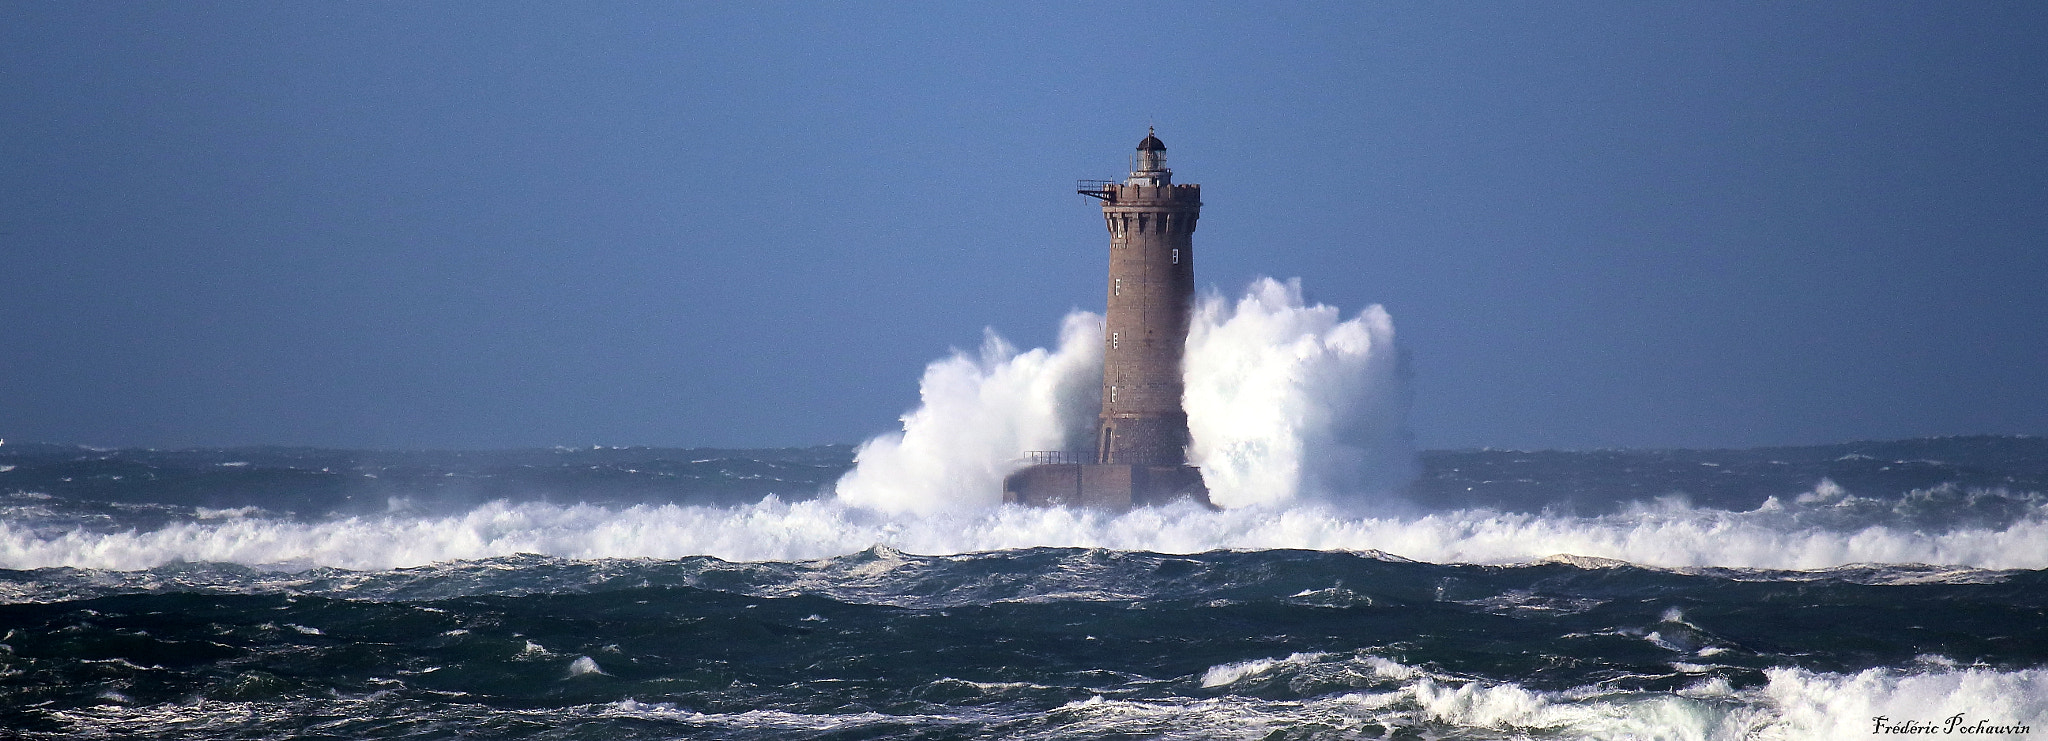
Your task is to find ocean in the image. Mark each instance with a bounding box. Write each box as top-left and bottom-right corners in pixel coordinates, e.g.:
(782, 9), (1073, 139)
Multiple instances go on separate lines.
(2, 436), (2044, 739)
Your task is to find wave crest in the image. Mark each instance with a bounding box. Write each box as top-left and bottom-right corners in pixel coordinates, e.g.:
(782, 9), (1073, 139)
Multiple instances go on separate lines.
(3, 488), (2043, 571)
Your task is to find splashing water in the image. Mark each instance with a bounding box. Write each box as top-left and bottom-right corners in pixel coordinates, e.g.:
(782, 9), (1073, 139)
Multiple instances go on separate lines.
(1184, 277), (1409, 508)
(8, 292), (2045, 741)
(833, 277), (1409, 513)
(832, 312), (1102, 515)
(6, 492), (2044, 572)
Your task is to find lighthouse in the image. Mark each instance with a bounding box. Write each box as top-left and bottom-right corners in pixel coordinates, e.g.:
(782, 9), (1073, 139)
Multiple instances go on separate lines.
(1003, 131), (1213, 509)
(1090, 129), (1201, 467)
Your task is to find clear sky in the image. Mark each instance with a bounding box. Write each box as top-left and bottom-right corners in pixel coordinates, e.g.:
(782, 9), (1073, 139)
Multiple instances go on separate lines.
(3, 3), (2044, 451)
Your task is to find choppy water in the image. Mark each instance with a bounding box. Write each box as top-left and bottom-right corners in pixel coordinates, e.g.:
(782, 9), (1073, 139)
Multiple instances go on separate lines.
(2, 437), (2045, 739)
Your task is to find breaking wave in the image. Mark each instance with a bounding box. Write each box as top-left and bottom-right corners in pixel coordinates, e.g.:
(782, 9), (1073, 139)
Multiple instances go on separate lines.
(1174, 652), (2048, 741)
(833, 312), (1102, 515)
(832, 276), (1410, 514)
(35, 662), (2048, 741)
(4, 484), (2044, 571)
(34, 639), (2047, 741)
(1184, 277), (1409, 507)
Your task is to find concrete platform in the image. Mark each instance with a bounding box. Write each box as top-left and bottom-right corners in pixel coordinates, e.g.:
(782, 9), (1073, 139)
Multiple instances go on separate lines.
(1001, 463), (1214, 511)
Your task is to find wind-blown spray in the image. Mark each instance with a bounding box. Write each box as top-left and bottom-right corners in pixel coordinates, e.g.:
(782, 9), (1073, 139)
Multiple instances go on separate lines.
(833, 277), (1409, 513)
(1184, 277), (1410, 508)
(832, 312), (1102, 515)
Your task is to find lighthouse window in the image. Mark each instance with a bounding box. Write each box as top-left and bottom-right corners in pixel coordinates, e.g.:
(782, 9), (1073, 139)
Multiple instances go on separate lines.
(1171, 249), (1180, 264)
(1110, 386), (1118, 403)
(1113, 278), (1121, 296)
(1111, 332), (1119, 349)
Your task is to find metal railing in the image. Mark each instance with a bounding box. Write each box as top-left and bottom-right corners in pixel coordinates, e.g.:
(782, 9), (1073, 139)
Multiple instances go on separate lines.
(1076, 180), (1116, 202)
(1019, 450), (1086, 465)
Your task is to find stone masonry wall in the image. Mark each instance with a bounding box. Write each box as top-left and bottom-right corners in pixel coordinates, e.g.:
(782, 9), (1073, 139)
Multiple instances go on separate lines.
(1097, 182), (1201, 465)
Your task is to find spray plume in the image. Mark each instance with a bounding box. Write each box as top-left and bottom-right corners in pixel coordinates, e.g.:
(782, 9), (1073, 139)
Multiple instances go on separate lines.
(1184, 277), (1410, 508)
(832, 312), (1102, 515)
(832, 277), (1410, 513)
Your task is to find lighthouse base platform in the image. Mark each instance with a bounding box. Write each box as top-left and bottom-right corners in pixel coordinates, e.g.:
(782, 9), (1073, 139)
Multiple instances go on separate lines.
(1002, 463), (1214, 511)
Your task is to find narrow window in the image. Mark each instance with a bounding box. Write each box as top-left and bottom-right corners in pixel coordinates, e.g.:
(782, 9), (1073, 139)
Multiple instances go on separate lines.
(1111, 332), (1119, 349)
(1109, 386), (1118, 403)
(1113, 278), (1121, 296)
(1171, 248), (1180, 264)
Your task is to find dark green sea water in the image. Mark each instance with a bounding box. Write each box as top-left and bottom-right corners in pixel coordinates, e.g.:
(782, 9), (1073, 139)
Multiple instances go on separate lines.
(2, 438), (2044, 739)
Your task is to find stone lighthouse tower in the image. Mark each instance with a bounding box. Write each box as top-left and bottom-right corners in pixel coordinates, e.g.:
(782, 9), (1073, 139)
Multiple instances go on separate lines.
(1089, 129), (1201, 466)
(1002, 130), (1212, 509)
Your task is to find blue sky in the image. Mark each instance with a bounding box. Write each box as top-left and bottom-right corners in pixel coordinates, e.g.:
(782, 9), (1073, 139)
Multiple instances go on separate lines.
(3, 3), (2044, 451)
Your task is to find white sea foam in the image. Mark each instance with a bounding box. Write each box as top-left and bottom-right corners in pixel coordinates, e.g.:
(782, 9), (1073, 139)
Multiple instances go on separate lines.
(1178, 653), (2048, 740)
(33, 647), (2048, 739)
(1201, 651), (1332, 687)
(833, 276), (1410, 513)
(1184, 277), (1409, 508)
(1, 489), (2043, 571)
(1758, 665), (2048, 739)
(196, 506), (261, 520)
(833, 311), (1102, 515)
